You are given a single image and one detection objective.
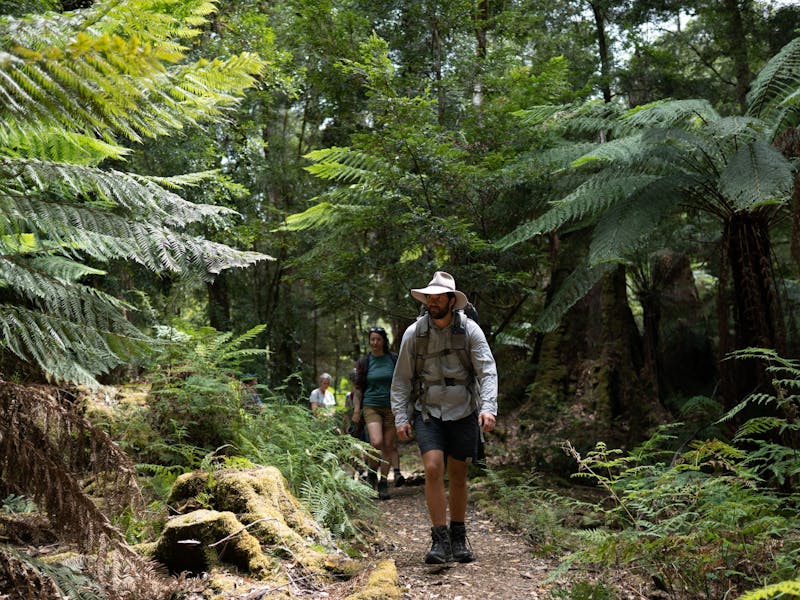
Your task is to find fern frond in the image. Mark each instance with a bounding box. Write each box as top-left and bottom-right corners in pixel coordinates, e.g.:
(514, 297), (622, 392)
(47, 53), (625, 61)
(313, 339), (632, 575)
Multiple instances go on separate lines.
(718, 393), (780, 424)
(570, 133), (647, 167)
(534, 262), (616, 332)
(207, 324), (267, 366)
(512, 104), (572, 127)
(719, 140), (794, 211)
(703, 115), (766, 142)
(0, 546), (89, 599)
(747, 36), (800, 122)
(588, 175), (689, 264)
(0, 381), (142, 549)
(623, 98), (718, 130)
(733, 417), (788, 441)
(303, 146), (391, 186)
(278, 202), (345, 232)
(496, 173), (660, 249)
(0, 2), (265, 142)
(0, 120), (128, 165)
(560, 101), (625, 138)
(0, 305), (148, 384)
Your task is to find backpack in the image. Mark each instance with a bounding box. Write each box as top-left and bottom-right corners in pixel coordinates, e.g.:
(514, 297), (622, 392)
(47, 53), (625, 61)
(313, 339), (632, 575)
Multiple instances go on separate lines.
(412, 307), (487, 468)
(413, 301), (483, 383)
(413, 308), (475, 386)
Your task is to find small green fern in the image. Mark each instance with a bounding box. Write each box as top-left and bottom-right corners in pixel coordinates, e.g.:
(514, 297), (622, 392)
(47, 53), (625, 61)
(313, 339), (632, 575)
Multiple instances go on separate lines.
(738, 580), (800, 600)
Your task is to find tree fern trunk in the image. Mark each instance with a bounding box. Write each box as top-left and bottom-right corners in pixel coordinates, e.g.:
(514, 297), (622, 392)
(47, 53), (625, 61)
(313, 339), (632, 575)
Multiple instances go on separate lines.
(510, 235), (661, 474)
(719, 212), (786, 407)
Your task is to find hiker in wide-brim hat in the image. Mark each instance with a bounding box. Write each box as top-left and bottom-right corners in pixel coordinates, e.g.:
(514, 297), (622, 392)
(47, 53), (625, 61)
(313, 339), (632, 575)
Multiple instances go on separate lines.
(390, 270), (498, 565)
(410, 271), (468, 310)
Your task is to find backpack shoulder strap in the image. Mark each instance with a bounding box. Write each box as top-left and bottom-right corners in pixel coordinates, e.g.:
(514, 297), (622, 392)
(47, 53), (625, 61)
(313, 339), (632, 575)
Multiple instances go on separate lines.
(413, 316), (429, 378)
(414, 312), (474, 376)
(451, 310), (474, 376)
(355, 354), (370, 390)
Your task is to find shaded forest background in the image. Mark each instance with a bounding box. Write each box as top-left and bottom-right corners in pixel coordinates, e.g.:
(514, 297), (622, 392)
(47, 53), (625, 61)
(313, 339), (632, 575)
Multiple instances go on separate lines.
(4, 0), (800, 598)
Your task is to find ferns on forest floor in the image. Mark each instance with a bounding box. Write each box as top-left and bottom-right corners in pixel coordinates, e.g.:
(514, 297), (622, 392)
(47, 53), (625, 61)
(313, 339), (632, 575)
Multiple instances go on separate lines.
(97, 321), (379, 544)
(237, 406), (379, 539)
(560, 349), (800, 599)
(479, 349), (800, 599)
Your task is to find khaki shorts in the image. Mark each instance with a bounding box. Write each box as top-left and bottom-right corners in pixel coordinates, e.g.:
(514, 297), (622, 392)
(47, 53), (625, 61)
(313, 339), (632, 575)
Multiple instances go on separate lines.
(363, 405), (394, 428)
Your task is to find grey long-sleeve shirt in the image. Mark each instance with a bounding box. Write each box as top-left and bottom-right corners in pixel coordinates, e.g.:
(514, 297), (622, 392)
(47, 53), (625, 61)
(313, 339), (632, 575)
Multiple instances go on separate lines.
(390, 315), (498, 427)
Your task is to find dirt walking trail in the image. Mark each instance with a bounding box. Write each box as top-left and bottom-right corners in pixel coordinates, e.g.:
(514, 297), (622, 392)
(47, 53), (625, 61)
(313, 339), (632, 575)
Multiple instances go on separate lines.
(373, 480), (563, 599)
(344, 447), (648, 600)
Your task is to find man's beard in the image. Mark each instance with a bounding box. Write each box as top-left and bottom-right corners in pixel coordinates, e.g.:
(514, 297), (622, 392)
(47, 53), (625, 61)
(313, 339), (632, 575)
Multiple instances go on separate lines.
(428, 304), (451, 320)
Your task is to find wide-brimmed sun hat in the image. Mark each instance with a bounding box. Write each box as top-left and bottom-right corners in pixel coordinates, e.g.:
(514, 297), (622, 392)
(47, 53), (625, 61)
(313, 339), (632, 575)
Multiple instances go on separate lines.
(410, 271), (468, 310)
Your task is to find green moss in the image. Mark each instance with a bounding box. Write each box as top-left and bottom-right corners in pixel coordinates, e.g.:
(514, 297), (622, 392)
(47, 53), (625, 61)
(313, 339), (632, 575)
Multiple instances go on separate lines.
(132, 541), (157, 557)
(161, 468), (358, 579)
(168, 471), (211, 505)
(344, 559), (402, 600)
(153, 509), (275, 576)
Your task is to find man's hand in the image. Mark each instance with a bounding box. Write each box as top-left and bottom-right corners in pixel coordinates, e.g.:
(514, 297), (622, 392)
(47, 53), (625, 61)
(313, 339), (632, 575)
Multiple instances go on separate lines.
(479, 412), (496, 432)
(396, 423), (412, 441)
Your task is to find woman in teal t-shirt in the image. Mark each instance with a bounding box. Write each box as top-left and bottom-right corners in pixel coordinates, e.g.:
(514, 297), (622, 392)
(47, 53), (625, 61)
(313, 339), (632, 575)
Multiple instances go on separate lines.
(352, 326), (399, 500)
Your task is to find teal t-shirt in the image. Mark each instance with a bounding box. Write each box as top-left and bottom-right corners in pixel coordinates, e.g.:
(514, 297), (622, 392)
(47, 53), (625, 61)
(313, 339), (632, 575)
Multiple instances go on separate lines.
(363, 353), (395, 407)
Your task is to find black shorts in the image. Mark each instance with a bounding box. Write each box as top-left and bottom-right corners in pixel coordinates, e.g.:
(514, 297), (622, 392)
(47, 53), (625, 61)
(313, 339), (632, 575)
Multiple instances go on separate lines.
(413, 410), (480, 462)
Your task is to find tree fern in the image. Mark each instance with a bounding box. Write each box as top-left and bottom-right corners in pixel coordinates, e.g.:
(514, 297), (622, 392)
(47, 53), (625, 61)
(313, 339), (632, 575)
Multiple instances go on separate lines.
(747, 36), (800, 126)
(0, 2), (275, 593)
(0, 1), (273, 384)
(501, 45), (798, 338)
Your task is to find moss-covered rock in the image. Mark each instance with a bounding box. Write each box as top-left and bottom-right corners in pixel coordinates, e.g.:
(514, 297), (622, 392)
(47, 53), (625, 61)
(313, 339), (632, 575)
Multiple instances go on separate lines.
(344, 559), (401, 600)
(153, 509), (274, 576)
(163, 468), (358, 578)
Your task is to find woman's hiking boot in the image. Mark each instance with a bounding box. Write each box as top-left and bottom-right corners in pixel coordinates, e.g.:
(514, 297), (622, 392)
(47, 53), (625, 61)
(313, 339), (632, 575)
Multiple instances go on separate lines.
(377, 477), (390, 500)
(449, 522), (474, 563)
(393, 469), (405, 487)
(424, 525), (452, 564)
(367, 471), (377, 490)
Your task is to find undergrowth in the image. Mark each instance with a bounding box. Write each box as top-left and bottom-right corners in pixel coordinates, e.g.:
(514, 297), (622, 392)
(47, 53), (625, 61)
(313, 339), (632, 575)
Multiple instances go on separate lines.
(478, 349), (800, 599)
(562, 348), (800, 599)
(93, 322), (378, 544)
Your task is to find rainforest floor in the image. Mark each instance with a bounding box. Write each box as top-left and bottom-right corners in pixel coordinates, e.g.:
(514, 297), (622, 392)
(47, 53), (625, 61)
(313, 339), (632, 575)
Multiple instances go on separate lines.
(323, 445), (655, 600)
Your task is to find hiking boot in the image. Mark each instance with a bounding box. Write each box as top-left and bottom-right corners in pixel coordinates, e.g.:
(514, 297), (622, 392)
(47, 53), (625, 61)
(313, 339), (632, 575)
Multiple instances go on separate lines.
(367, 471), (378, 490)
(449, 522), (474, 563)
(394, 471), (405, 487)
(377, 477), (390, 500)
(424, 525), (452, 564)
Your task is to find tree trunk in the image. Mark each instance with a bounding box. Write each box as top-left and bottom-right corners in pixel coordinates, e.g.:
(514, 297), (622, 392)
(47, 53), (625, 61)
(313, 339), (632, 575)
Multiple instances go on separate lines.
(718, 212), (786, 407)
(722, 0), (752, 113)
(638, 251), (715, 401)
(589, 1), (612, 103)
(508, 234), (661, 474)
(473, 0), (488, 109)
(207, 272), (231, 332)
(431, 15), (445, 125)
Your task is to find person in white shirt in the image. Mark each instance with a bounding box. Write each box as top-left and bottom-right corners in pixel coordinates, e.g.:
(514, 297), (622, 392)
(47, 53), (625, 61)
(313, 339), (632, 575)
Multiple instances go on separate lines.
(309, 372), (335, 415)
